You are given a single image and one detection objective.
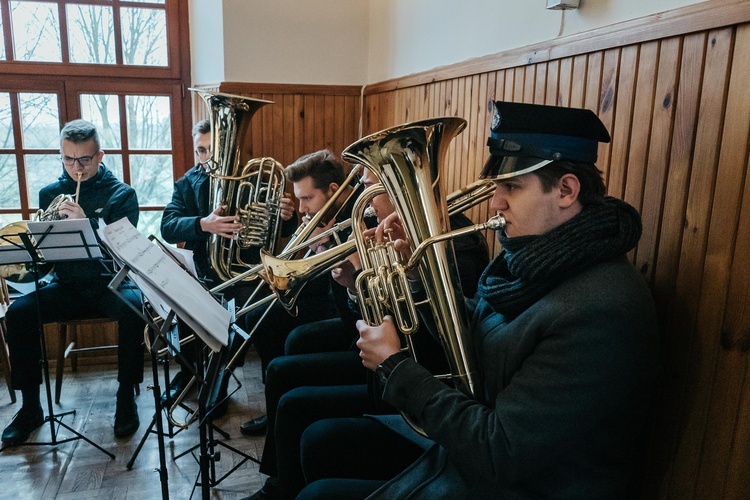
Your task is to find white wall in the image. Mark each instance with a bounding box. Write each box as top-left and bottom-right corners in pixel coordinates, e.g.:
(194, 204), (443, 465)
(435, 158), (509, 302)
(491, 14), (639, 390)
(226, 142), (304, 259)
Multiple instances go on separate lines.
(191, 0), (706, 86)
(366, 0), (706, 83)
(188, 0), (225, 86)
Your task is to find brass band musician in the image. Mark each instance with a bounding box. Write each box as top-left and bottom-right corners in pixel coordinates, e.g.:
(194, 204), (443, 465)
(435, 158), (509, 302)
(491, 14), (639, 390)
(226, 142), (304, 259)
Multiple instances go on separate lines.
(296, 102), (660, 499)
(2, 119), (145, 444)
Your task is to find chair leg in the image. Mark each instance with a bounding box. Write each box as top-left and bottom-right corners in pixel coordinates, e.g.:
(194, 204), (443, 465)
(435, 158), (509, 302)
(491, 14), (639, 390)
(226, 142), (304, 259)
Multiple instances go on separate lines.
(70, 326), (78, 372)
(0, 321), (16, 404)
(55, 324), (67, 404)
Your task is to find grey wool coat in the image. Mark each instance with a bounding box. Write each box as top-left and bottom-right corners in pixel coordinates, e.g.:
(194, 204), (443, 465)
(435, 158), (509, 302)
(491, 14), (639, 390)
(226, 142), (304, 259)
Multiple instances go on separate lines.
(369, 256), (660, 500)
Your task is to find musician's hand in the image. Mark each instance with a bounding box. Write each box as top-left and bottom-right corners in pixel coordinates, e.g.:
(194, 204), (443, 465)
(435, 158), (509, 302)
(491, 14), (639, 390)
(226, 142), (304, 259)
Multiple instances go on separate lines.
(308, 217), (335, 253)
(376, 212), (413, 258)
(356, 316), (401, 371)
(58, 200), (85, 219)
(331, 258), (358, 292)
(279, 194), (295, 221)
(201, 206), (242, 239)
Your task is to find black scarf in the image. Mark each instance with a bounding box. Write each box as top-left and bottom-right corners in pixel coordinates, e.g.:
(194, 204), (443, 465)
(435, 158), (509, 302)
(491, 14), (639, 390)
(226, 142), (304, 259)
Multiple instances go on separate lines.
(476, 197), (642, 317)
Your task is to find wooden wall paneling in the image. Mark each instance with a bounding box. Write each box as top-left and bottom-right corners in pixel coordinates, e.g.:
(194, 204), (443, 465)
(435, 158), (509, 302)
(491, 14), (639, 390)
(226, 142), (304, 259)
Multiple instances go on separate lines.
(623, 41), (659, 217)
(649, 27), (733, 499)
(636, 36), (681, 286)
(569, 54), (588, 109)
(534, 62), (547, 105)
(272, 94), (285, 163)
(292, 94), (304, 164)
(692, 25), (750, 499)
(545, 59), (560, 106)
(513, 67), (525, 102)
(722, 160), (750, 499)
(523, 64), (536, 103)
(669, 23), (749, 498)
(313, 95), (326, 152)
(607, 45), (638, 199)
(652, 32), (706, 317)
(584, 52), (603, 114)
(597, 48), (621, 184)
(323, 95), (334, 153)
(558, 58), (572, 107)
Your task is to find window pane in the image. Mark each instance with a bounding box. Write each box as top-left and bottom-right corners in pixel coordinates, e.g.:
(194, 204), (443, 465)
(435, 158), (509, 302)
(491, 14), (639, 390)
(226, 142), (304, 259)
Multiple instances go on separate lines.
(67, 4), (115, 64)
(127, 0), (166, 4)
(130, 154), (172, 205)
(104, 153), (123, 181)
(126, 95), (171, 149)
(121, 7), (167, 66)
(19, 93), (60, 149)
(0, 93), (14, 148)
(25, 154), (61, 208)
(80, 94), (121, 148)
(0, 214), (22, 227)
(138, 210), (163, 240)
(11, 1), (62, 62)
(0, 155), (21, 208)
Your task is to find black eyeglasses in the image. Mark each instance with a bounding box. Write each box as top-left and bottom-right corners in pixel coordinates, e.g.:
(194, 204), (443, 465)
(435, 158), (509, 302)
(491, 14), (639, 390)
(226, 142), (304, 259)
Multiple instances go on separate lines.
(61, 154), (97, 166)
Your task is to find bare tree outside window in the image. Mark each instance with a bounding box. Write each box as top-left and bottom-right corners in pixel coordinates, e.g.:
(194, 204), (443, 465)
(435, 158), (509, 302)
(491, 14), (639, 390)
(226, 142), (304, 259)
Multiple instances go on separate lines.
(122, 7), (168, 66)
(67, 4), (115, 64)
(11, 1), (62, 62)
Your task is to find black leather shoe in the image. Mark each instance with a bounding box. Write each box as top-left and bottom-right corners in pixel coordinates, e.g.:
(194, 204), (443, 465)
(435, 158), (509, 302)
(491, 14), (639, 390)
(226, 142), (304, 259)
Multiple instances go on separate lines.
(240, 414), (268, 436)
(114, 393), (140, 438)
(241, 477), (277, 500)
(1, 405), (44, 445)
(161, 370), (192, 405)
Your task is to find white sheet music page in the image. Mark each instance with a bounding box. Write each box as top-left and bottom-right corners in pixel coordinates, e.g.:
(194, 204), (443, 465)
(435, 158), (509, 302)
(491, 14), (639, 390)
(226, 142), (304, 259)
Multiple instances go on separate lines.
(98, 217), (229, 352)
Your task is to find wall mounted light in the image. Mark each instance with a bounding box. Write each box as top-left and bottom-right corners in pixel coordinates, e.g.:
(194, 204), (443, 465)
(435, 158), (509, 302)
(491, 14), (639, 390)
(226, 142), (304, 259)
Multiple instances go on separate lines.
(546, 0), (580, 9)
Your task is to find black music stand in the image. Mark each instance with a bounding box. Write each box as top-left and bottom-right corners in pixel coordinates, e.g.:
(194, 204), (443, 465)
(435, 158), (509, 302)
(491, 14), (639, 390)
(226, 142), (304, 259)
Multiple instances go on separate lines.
(100, 219), (257, 500)
(0, 219), (114, 459)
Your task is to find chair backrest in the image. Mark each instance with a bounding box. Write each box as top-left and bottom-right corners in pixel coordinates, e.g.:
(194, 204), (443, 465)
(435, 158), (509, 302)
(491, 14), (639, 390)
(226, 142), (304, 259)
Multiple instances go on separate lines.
(0, 278), (9, 319)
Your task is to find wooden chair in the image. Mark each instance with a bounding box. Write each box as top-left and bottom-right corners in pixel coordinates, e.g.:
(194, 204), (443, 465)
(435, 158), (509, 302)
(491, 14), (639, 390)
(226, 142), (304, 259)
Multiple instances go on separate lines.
(0, 278), (15, 403)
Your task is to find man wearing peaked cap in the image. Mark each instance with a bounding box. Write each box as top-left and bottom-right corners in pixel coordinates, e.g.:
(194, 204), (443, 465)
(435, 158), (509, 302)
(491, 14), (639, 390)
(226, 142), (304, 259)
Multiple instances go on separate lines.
(480, 100), (611, 180)
(295, 101), (660, 499)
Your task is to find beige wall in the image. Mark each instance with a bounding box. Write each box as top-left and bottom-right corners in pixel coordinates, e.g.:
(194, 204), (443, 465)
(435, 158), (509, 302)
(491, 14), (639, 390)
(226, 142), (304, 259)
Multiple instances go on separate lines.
(190, 0), (706, 85)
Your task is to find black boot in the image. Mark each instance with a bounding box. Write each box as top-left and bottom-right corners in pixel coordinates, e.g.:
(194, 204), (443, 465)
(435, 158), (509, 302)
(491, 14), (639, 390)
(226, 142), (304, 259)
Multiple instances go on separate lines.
(1, 404), (44, 445)
(114, 385), (139, 438)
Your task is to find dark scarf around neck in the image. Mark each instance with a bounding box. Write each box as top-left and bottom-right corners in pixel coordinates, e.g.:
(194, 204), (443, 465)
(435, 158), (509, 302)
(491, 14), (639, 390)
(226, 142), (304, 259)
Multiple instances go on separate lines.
(476, 197), (642, 317)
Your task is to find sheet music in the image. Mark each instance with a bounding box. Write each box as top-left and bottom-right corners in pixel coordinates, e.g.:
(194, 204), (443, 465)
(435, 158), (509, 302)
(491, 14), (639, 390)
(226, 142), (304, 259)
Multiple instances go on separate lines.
(28, 218), (103, 261)
(98, 217), (229, 352)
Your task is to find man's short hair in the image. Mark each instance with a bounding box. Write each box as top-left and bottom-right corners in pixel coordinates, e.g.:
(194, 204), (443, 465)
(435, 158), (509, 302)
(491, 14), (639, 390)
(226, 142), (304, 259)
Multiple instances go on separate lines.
(535, 160), (606, 206)
(285, 150), (346, 191)
(60, 119), (100, 151)
(192, 119), (210, 137)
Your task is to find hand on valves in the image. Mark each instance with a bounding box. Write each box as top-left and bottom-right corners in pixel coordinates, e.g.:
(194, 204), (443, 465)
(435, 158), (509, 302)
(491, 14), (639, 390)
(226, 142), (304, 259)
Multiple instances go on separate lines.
(200, 205), (242, 239)
(356, 315), (401, 371)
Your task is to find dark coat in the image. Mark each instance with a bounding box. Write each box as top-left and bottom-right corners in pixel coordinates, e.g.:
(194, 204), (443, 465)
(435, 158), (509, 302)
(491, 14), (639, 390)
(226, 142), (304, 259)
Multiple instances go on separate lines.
(39, 164), (138, 288)
(160, 164), (298, 288)
(371, 256), (659, 499)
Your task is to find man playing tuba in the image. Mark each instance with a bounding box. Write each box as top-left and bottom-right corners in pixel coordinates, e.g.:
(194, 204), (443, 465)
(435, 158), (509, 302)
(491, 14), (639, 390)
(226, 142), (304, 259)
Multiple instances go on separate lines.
(296, 102), (660, 499)
(2, 119), (145, 444)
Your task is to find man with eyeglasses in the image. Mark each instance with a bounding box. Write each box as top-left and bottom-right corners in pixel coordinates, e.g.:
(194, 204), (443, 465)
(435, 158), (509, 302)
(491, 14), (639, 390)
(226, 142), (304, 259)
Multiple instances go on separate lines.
(2, 119), (145, 445)
(159, 120), (297, 411)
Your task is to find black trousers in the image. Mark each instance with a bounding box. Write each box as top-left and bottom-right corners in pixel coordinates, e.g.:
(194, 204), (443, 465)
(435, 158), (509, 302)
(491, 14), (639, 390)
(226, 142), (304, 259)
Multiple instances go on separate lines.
(6, 280), (145, 390)
(258, 351), (367, 494)
(297, 417), (424, 499)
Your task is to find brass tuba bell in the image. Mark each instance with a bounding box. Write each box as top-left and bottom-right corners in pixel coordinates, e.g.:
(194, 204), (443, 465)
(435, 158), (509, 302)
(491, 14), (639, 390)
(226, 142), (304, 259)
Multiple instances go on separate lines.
(192, 88), (286, 281)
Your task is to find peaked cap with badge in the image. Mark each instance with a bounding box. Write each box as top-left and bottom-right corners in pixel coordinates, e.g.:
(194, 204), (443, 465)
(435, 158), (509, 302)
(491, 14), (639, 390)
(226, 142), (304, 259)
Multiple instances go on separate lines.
(480, 101), (611, 180)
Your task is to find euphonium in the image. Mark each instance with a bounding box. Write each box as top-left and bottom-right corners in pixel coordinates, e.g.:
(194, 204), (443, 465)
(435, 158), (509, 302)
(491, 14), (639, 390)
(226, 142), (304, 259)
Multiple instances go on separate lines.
(260, 178), (498, 315)
(192, 88), (286, 281)
(342, 117), (498, 431)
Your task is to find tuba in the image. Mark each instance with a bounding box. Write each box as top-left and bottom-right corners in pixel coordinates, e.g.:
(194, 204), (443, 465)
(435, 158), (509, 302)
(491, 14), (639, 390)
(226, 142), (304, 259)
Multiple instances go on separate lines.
(192, 88), (287, 281)
(342, 117), (500, 431)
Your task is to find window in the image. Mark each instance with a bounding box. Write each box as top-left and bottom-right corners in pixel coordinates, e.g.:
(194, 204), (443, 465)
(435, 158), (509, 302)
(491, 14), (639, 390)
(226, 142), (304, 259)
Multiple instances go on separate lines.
(0, 0), (191, 237)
